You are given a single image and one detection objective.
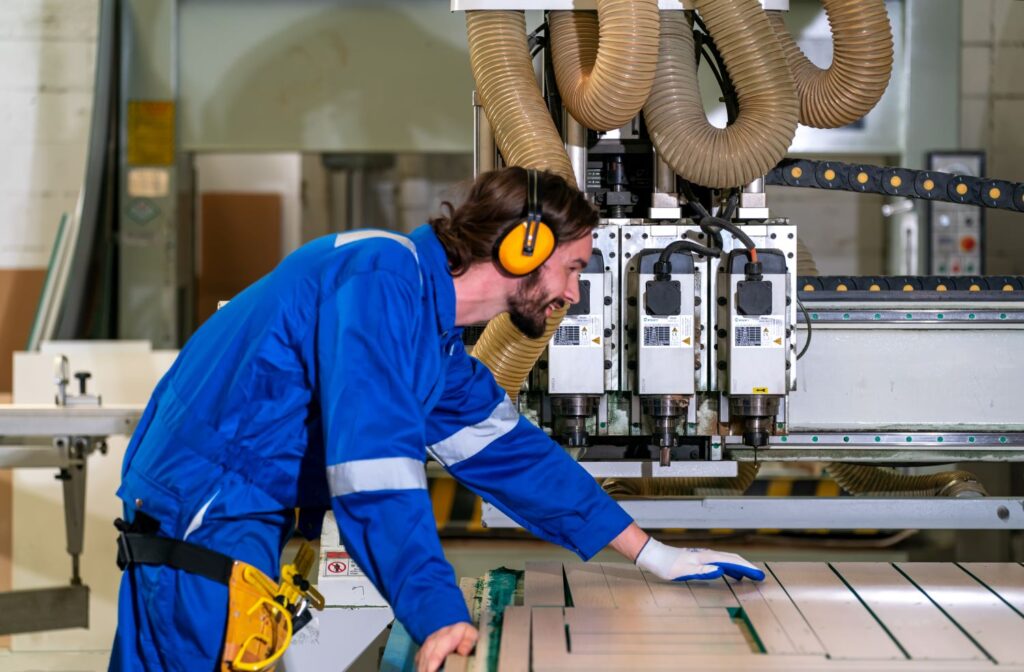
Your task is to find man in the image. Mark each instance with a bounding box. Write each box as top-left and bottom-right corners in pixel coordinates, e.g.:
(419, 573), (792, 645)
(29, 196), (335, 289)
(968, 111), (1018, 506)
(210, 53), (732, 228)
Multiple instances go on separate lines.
(111, 167), (763, 672)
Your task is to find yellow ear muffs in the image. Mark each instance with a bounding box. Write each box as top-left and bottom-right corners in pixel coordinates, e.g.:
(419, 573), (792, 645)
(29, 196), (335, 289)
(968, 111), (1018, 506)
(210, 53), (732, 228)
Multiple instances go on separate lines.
(494, 168), (558, 276)
(496, 221), (556, 276)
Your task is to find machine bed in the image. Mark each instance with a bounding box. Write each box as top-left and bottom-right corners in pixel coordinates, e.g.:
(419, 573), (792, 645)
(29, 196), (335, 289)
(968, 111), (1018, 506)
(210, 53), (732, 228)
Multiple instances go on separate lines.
(439, 561), (1024, 671)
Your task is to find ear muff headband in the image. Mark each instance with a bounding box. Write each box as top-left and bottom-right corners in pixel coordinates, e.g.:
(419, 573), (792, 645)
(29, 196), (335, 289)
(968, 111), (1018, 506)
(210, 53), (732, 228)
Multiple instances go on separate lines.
(495, 169), (557, 276)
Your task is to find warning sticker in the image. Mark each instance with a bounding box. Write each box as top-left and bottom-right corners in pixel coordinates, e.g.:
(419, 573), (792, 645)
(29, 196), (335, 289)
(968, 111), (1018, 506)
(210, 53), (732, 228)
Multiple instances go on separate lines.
(323, 550), (364, 577)
(552, 316), (601, 347)
(641, 315), (693, 348)
(734, 316), (784, 348)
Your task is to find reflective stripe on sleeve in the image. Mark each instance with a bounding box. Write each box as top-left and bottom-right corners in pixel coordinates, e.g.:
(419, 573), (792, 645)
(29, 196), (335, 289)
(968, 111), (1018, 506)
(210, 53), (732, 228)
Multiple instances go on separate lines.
(427, 396), (519, 467)
(327, 457), (427, 497)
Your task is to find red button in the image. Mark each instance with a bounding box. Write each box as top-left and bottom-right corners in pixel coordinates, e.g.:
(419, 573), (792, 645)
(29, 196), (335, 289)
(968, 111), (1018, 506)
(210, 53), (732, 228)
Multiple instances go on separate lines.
(961, 237), (976, 252)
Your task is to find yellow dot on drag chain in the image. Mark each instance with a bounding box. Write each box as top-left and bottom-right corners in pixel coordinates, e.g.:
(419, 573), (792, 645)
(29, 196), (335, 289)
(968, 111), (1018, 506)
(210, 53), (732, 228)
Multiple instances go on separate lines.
(857, 172), (869, 184)
(791, 166), (803, 179)
(836, 284), (848, 292)
(903, 284), (914, 292)
(803, 284), (815, 291)
(923, 179), (935, 191)
(969, 284), (981, 292)
(1004, 284), (1015, 292)
(936, 284), (948, 292)
(869, 284), (881, 291)
(890, 175), (902, 188)
(956, 183), (969, 196)
(989, 187), (1001, 200)
(824, 169), (836, 181)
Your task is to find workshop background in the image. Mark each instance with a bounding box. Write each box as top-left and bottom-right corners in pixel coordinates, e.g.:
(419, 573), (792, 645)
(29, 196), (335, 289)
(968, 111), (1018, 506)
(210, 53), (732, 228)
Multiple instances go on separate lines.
(1, 0), (1023, 669)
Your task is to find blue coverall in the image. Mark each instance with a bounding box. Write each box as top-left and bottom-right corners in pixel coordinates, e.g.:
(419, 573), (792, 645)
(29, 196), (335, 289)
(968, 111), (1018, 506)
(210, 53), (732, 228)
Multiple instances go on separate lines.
(110, 225), (633, 671)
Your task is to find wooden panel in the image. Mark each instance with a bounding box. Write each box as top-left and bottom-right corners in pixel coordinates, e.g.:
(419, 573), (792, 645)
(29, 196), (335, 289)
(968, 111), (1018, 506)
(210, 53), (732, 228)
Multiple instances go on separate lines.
(0, 269), (45, 393)
(599, 563), (658, 609)
(564, 608), (737, 635)
(530, 607), (568, 664)
(472, 609), (493, 672)
(834, 562), (985, 661)
(497, 606), (530, 672)
(443, 654), (469, 672)
(730, 577), (801, 655)
(197, 192), (281, 324)
(531, 606), (987, 671)
(689, 577), (740, 608)
(898, 562), (1024, 665)
(524, 561), (564, 607)
(640, 568), (698, 608)
(959, 563), (1024, 615)
(565, 564), (615, 608)
(569, 632), (752, 655)
(769, 562), (904, 660)
(754, 564), (825, 655)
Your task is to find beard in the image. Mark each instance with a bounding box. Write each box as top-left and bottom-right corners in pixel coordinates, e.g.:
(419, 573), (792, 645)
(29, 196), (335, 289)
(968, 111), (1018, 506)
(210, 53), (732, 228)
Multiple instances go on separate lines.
(508, 272), (564, 339)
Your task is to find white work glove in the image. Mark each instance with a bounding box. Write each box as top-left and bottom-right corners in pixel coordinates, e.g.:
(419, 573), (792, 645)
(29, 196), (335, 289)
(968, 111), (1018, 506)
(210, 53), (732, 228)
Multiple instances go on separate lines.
(635, 538), (765, 582)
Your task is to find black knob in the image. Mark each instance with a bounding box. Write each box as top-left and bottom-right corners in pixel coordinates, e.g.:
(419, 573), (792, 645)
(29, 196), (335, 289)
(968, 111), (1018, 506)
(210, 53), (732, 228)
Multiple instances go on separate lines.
(74, 371), (91, 394)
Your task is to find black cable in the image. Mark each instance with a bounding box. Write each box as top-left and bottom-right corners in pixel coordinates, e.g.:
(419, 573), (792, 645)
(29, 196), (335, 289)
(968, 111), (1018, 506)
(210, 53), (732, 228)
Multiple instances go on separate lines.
(658, 240), (720, 264)
(527, 21), (547, 56)
(796, 299), (812, 360)
(692, 16), (739, 124)
(701, 215), (757, 253)
(692, 12), (710, 35)
(655, 240), (720, 279)
(722, 191), (740, 219)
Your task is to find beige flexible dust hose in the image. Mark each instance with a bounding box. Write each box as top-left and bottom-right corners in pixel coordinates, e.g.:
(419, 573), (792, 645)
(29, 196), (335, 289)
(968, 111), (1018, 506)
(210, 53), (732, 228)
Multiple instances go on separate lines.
(603, 462), (761, 497)
(768, 1), (893, 129)
(472, 306), (568, 403)
(466, 11), (575, 184)
(644, 5), (799, 189)
(826, 464), (987, 498)
(466, 11), (575, 400)
(548, 0), (660, 132)
(796, 238), (818, 276)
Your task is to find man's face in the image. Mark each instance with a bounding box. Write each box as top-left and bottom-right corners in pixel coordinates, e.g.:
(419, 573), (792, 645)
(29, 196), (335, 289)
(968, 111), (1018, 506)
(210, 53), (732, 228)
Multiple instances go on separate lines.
(508, 235), (593, 338)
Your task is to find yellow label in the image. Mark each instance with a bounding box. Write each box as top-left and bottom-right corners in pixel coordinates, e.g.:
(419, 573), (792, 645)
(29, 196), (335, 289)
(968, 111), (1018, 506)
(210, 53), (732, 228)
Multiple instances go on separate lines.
(127, 101), (175, 166)
(752, 387), (769, 394)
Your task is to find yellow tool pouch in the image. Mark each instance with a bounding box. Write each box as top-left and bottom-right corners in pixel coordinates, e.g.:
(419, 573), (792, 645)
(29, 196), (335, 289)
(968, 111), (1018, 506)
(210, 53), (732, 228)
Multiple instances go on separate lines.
(220, 562), (293, 672)
(221, 543), (324, 672)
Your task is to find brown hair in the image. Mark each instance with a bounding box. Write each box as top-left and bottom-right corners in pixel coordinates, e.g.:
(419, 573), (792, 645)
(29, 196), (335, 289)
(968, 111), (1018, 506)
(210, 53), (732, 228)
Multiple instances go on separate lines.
(430, 167), (598, 276)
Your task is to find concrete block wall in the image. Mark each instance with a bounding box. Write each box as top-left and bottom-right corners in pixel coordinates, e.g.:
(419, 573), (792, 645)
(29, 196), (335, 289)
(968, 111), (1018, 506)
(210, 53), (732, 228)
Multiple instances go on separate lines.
(960, 0), (1024, 274)
(0, 0), (98, 393)
(0, 1), (98, 651)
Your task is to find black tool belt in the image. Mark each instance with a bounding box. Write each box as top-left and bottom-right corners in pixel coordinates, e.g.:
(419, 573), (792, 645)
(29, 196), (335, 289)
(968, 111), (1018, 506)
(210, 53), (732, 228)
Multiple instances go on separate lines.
(115, 514), (233, 586)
